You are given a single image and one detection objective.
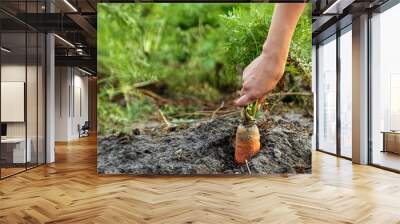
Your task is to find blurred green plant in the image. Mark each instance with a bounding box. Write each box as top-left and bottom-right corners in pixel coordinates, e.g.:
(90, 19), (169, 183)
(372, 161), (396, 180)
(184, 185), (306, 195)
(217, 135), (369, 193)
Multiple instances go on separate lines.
(98, 3), (312, 134)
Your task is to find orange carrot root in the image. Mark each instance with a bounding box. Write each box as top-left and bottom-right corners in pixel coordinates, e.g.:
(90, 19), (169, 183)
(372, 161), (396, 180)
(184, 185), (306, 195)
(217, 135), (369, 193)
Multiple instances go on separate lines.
(234, 124), (260, 164)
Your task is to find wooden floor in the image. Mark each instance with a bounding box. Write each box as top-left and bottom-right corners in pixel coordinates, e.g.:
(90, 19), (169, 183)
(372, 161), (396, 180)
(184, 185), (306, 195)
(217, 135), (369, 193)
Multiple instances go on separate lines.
(1, 136), (400, 223)
(1, 163), (44, 178)
(372, 150), (400, 171)
(1, 167), (26, 178)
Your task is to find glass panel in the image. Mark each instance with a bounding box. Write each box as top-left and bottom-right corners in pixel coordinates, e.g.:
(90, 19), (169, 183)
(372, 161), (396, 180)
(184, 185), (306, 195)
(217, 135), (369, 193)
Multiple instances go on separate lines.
(26, 0), (39, 169)
(38, 32), (45, 165)
(317, 36), (337, 154)
(339, 28), (352, 158)
(371, 5), (400, 171)
(27, 31), (38, 169)
(0, 1), (46, 178)
(1, 30), (27, 177)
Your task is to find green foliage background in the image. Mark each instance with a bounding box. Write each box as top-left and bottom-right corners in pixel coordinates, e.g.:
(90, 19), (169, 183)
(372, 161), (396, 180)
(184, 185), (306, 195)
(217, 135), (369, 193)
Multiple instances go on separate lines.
(98, 3), (312, 134)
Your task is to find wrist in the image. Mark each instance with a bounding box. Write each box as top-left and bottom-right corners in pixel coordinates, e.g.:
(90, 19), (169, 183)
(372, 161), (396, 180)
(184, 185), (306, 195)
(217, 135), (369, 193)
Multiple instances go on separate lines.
(260, 46), (286, 82)
(261, 45), (283, 64)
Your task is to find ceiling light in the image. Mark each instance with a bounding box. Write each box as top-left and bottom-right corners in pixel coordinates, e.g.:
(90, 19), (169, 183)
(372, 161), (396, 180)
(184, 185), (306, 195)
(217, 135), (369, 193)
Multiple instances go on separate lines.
(54, 34), (75, 48)
(1, 47), (11, 53)
(76, 48), (85, 55)
(78, 67), (93, 76)
(63, 0), (78, 12)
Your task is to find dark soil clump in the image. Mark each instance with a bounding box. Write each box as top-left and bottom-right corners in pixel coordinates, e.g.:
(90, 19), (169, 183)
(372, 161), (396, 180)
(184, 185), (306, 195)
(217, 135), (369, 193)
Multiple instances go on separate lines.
(97, 113), (312, 175)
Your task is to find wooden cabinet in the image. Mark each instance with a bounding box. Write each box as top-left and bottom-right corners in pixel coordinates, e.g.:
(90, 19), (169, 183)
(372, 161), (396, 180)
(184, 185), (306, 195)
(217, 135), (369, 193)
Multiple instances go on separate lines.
(382, 132), (400, 154)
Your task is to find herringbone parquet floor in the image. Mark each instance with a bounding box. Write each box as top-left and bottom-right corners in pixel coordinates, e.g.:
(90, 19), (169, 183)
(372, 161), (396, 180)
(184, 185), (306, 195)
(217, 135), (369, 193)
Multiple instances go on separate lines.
(1, 135), (400, 224)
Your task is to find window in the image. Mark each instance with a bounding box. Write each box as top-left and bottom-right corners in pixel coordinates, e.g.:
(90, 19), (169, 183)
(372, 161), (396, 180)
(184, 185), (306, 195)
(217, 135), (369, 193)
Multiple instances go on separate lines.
(317, 35), (337, 154)
(370, 3), (400, 171)
(339, 27), (352, 158)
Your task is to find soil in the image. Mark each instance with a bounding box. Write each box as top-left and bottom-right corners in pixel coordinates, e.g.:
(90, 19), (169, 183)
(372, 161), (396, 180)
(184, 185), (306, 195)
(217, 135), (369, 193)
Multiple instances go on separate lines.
(97, 113), (312, 175)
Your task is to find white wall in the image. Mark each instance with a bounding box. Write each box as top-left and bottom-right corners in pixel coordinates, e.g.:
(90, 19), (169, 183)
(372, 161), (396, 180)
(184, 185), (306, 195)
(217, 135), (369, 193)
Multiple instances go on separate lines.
(1, 65), (41, 138)
(72, 73), (89, 138)
(1, 65), (26, 138)
(55, 66), (69, 141)
(1, 63), (46, 164)
(55, 67), (89, 141)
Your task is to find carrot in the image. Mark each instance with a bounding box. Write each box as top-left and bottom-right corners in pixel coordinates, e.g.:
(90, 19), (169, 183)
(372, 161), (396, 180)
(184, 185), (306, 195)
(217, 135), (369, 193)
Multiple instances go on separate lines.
(235, 123), (260, 164)
(235, 99), (262, 165)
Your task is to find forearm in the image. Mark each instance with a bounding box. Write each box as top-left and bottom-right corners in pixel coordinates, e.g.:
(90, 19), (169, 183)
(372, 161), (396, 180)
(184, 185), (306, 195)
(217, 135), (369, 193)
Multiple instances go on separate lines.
(235, 3), (306, 106)
(262, 3), (305, 69)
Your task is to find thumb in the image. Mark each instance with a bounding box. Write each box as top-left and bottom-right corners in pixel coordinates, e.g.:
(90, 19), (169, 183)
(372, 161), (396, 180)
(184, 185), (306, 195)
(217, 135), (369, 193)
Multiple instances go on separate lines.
(235, 94), (252, 107)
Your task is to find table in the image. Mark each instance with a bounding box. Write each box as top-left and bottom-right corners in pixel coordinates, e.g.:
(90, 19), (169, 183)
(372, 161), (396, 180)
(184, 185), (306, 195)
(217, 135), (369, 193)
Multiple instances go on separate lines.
(1, 138), (31, 163)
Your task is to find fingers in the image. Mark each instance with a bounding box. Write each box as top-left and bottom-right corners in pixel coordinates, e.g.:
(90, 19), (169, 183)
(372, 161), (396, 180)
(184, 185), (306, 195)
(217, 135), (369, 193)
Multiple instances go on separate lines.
(237, 55), (268, 107)
(236, 87), (266, 107)
(236, 82), (261, 106)
(235, 92), (259, 107)
(235, 94), (251, 107)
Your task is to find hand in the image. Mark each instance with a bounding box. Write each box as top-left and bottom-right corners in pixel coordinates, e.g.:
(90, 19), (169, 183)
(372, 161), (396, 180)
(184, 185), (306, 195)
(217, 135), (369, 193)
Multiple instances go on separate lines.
(234, 3), (304, 107)
(235, 52), (285, 107)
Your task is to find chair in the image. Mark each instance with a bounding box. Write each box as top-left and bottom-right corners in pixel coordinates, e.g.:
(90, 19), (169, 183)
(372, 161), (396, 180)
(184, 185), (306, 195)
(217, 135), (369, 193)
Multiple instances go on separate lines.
(79, 121), (90, 138)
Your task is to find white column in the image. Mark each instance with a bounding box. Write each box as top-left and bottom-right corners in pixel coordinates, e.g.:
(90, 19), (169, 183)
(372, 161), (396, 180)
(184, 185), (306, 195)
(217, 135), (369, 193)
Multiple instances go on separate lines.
(45, 0), (56, 164)
(352, 14), (369, 164)
(46, 32), (55, 163)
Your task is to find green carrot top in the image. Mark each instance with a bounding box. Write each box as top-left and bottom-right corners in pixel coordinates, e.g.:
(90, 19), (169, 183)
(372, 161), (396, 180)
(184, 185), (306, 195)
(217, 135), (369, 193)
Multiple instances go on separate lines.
(242, 99), (261, 125)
